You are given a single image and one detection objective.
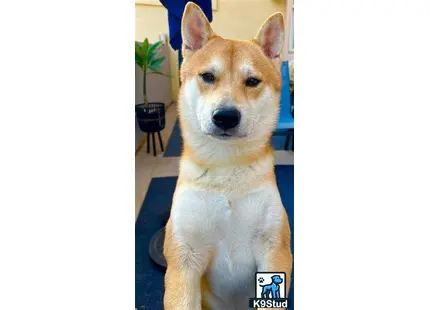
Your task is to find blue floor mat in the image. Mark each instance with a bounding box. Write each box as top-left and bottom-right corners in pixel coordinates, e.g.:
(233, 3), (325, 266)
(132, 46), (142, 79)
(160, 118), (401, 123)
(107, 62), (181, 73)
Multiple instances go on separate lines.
(164, 119), (291, 157)
(135, 165), (294, 309)
(163, 120), (183, 157)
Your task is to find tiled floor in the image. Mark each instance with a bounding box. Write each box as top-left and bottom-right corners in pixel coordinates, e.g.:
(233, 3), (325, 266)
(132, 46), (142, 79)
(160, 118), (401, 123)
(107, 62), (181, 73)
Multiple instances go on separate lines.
(135, 103), (294, 220)
(135, 104), (179, 219)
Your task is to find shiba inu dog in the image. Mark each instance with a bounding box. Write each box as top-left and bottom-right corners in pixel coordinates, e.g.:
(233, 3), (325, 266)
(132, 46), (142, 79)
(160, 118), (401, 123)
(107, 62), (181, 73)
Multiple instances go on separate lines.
(163, 2), (293, 309)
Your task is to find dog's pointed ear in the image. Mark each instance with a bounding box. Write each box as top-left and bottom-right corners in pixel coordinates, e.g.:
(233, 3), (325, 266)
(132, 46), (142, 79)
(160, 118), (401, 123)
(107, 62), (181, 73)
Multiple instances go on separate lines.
(254, 13), (285, 66)
(181, 2), (215, 58)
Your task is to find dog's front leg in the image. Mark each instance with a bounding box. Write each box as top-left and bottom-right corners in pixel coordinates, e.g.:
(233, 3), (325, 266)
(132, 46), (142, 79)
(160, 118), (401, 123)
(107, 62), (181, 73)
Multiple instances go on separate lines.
(255, 209), (293, 295)
(163, 219), (211, 310)
(164, 263), (202, 310)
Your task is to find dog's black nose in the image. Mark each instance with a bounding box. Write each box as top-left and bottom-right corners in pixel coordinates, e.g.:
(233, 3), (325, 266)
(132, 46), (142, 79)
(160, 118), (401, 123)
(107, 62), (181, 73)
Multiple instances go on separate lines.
(212, 108), (241, 130)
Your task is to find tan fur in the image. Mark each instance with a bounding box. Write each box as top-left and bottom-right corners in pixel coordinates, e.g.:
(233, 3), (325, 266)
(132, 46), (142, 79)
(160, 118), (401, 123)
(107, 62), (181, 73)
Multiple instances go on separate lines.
(163, 3), (292, 309)
(180, 38), (282, 100)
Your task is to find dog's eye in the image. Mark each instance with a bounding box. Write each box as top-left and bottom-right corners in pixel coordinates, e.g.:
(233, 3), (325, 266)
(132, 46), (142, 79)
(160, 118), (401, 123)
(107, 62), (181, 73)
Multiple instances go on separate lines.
(245, 77), (261, 87)
(200, 72), (216, 84)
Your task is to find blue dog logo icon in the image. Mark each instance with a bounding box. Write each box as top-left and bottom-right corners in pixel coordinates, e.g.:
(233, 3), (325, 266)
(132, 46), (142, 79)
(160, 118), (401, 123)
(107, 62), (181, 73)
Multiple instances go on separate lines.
(259, 275), (283, 298)
(250, 272), (288, 308)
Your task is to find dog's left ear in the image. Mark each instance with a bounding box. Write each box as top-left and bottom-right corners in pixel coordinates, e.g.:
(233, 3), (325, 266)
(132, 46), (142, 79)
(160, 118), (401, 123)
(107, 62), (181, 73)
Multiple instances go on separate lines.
(181, 2), (215, 58)
(254, 13), (285, 66)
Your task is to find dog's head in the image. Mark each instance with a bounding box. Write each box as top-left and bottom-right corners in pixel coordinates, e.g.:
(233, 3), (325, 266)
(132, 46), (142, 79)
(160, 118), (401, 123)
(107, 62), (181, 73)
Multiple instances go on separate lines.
(271, 275), (283, 284)
(179, 2), (284, 156)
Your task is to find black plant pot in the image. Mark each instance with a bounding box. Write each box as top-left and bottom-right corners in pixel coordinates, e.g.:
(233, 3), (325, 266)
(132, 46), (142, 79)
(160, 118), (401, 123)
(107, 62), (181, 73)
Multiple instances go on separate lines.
(135, 102), (166, 132)
(135, 102), (166, 156)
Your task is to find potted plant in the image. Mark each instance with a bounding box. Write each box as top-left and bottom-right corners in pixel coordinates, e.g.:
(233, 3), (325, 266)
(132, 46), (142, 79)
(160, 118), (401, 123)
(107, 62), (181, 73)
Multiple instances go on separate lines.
(135, 38), (170, 156)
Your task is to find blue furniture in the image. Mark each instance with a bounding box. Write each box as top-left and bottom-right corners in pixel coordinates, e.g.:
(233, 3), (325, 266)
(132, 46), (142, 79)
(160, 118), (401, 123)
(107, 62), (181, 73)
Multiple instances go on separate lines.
(273, 61), (294, 150)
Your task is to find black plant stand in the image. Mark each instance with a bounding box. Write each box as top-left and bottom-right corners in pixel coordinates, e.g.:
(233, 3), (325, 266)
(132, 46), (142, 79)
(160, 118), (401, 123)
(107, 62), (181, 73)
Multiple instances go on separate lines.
(146, 131), (164, 156)
(136, 103), (166, 157)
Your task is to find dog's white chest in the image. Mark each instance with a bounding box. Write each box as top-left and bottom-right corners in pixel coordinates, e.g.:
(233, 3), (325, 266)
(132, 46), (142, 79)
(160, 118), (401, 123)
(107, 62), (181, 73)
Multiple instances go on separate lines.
(171, 184), (283, 309)
(204, 197), (258, 308)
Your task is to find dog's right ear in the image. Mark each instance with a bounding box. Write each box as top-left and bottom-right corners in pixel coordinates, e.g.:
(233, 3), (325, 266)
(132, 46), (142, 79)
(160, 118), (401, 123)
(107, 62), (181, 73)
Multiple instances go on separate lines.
(181, 2), (215, 58)
(254, 12), (285, 67)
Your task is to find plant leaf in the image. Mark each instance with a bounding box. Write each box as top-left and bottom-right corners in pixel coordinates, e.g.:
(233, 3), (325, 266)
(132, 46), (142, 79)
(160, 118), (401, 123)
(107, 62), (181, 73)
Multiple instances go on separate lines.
(135, 57), (144, 68)
(142, 38), (149, 56)
(135, 52), (142, 64)
(148, 41), (163, 63)
(148, 50), (159, 64)
(135, 42), (147, 63)
(148, 64), (161, 72)
(135, 42), (141, 54)
(147, 41), (163, 58)
(150, 56), (166, 68)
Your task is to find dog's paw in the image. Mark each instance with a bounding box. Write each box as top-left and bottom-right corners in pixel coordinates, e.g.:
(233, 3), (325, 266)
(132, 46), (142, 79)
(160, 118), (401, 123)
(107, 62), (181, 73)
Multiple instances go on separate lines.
(258, 277), (265, 283)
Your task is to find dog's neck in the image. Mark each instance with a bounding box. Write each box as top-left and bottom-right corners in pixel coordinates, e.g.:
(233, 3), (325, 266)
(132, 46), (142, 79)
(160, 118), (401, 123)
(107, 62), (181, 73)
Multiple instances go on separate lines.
(179, 129), (275, 195)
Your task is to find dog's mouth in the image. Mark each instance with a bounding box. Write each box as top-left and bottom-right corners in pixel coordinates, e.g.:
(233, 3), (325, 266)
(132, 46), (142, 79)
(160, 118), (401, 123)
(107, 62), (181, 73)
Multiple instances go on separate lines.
(208, 132), (247, 140)
(209, 133), (233, 140)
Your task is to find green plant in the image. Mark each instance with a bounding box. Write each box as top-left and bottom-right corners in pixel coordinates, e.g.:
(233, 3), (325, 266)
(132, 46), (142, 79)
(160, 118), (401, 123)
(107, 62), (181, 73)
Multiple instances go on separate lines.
(135, 38), (170, 105)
